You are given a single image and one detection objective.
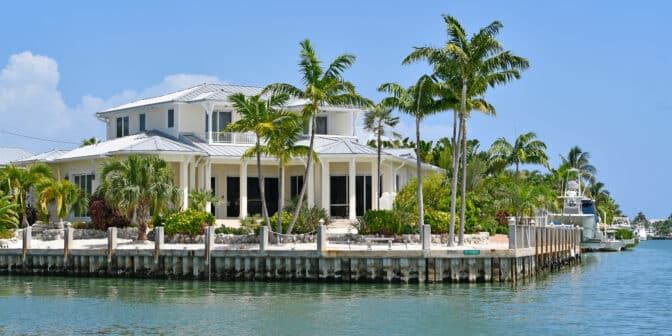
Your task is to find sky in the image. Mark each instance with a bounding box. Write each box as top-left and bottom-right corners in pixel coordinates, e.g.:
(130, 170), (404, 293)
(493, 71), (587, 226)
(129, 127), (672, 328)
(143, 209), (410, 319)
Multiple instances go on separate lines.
(0, 1), (669, 218)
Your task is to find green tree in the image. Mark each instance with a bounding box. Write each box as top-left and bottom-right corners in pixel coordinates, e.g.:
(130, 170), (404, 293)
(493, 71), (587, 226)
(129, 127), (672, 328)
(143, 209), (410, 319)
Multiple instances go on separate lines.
(0, 163), (52, 226)
(36, 179), (85, 222)
(264, 39), (371, 232)
(188, 189), (221, 211)
(379, 75), (444, 228)
(80, 137), (100, 147)
(560, 146), (596, 182)
(489, 131), (549, 175)
(99, 155), (180, 240)
(0, 191), (19, 230)
(404, 15), (528, 245)
(226, 92), (293, 230)
(363, 102), (400, 209)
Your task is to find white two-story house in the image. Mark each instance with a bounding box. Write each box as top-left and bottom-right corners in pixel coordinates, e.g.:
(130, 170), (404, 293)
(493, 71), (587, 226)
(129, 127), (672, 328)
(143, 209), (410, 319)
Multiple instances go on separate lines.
(15, 83), (441, 222)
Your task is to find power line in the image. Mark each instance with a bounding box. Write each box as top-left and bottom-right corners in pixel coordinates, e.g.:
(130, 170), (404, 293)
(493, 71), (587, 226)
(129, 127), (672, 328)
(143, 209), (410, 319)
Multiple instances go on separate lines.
(0, 129), (79, 145)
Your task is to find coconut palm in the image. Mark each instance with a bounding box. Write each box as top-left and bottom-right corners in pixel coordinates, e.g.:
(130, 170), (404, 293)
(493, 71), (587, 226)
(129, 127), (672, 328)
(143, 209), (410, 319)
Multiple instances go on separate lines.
(363, 103), (400, 209)
(99, 155), (180, 240)
(489, 132), (549, 175)
(0, 191), (19, 230)
(379, 75), (445, 228)
(0, 163), (52, 227)
(560, 146), (596, 183)
(405, 15), (529, 245)
(36, 179), (85, 223)
(226, 92), (294, 230)
(264, 39), (371, 232)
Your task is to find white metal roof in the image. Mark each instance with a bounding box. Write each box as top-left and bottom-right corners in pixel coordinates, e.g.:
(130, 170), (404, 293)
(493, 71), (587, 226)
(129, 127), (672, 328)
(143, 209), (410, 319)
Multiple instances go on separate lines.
(11, 149), (67, 164)
(0, 147), (33, 165)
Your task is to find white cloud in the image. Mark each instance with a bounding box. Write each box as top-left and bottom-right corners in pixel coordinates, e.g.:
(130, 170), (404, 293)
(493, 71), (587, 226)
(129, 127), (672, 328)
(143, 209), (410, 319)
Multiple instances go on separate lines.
(0, 51), (223, 152)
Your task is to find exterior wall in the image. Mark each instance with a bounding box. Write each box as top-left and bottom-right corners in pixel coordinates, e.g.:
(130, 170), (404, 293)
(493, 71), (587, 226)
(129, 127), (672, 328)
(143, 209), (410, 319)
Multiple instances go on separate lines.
(103, 103), (178, 140)
(178, 104), (206, 137)
(325, 111), (354, 136)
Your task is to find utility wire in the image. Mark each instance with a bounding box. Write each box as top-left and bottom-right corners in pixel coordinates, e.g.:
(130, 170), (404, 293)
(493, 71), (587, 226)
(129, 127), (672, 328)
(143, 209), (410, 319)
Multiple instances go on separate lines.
(0, 129), (79, 145)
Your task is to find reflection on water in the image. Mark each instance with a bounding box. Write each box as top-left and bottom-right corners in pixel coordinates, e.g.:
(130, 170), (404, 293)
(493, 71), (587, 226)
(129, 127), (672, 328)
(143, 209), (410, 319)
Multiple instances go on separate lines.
(0, 241), (669, 335)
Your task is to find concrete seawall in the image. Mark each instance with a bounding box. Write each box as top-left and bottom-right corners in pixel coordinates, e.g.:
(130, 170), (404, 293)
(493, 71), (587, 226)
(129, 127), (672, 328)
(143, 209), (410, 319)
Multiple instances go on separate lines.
(0, 225), (581, 284)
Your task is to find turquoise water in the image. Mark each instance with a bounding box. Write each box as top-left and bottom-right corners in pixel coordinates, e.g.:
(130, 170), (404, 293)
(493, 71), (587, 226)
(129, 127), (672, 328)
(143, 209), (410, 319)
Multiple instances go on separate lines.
(1, 241), (670, 336)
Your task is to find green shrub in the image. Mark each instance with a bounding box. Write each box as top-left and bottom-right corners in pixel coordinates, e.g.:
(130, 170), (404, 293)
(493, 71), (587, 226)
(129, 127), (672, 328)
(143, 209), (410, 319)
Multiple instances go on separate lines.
(71, 221), (91, 229)
(215, 226), (253, 235)
(615, 229), (633, 240)
(163, 209), (215, 236)
(0, 229), (14, 239)
(359, 210), (404, 235)
(239, 214), (262, 228)
(424, 209), (450, 234)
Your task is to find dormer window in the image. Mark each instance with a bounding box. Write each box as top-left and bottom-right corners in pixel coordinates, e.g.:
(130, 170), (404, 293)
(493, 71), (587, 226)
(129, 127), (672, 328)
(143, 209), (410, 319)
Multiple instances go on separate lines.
(139, 114), (146, 132)
(316, 116), (327, 134)
(116, 116), (129, 137)
(168, 109), (175, 128)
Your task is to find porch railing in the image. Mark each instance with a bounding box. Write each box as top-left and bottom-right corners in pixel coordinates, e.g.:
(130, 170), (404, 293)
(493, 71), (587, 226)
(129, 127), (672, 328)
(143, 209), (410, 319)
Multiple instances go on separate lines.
(206, 132), (256, 144)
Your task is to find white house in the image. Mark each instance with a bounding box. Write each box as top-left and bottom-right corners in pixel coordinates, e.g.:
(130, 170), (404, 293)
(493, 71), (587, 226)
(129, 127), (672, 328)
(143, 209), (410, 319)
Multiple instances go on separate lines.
(14, 83), (441, 222)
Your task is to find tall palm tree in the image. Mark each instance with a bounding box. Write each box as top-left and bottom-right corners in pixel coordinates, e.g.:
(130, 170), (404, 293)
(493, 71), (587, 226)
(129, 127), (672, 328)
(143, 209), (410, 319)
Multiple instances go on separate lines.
(1, 163), (52, 227)
(560, 146), (596, 182)
(226, 92), (293, 230)
(80, 137), (100, 147)
(379, 75), (444, 227)
(363, 103), (400, 209)
(489, 131), (549, 175)
(405, 15), (529, 245)
(36, 179), (84, 223)
(0, 191), (19, 230)
(99, 155), (180, 240)
(264, 39), (371, 231)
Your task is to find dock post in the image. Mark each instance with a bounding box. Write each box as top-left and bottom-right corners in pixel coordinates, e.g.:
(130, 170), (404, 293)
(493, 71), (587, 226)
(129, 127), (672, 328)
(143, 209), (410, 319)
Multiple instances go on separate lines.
(508, 223), (517, 249)
(154, 226), (164, 264)
(107, 227), (117, 262)
(64, 224), (73, 267)
(317, 224), (326, 256)
(204, 226), (215, 276)
(259, 226), (269, 253)
(22, 226), (31, 265)
(421, 224), (431, 254)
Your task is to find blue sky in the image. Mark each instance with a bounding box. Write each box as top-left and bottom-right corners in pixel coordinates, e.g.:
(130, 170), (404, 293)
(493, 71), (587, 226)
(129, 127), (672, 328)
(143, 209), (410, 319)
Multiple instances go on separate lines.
(0, 1), (669, 218)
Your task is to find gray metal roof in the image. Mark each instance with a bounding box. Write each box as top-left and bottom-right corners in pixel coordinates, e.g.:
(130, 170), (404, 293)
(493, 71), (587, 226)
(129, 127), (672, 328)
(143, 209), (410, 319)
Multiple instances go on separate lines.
(297, 136), (378, 155)
(0, 147), (33, 165)
(11, 149), (67, 164)
(100, 83), (264, 114)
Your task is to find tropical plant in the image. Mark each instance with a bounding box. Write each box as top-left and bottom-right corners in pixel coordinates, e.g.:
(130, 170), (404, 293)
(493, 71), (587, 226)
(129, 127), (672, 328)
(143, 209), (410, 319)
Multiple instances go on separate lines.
(188, 189), (222, 211)
(404, 14), (529, 245)
(88, 194), (130, 231)
(363, 102), (400, 209)
(0, 191), (19, 230)
(81, 137), (100, 147)
(560, 146), (596, 182)
(489, 131), (549, 175)
(161, 209), (214, 236)
(379, 75), (445, 228)
(99, 155), (180, 240)
(36, 179), (86, 222)
(225, 92), (293, 231)
(264, 39), (371, 234)
(0, 163), (52, 226)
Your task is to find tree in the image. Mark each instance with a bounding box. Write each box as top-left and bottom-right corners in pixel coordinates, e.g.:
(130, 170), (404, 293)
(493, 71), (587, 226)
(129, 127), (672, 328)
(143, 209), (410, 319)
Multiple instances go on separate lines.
(264, 39), (371, 233)
(188, 189), (221, 211)
(81, 137), (100, 147)
(99, 155), (180, 240)
(226, 92), (293, 230)
(0, 163), (52, 227)
(363, 103), (400, 209)
(36, 179), (85, 223)
(560, 146), (596, 182)
(379, 75), (444, 229)
(489, 131), (549, 175)
(0, 191), (19, 230)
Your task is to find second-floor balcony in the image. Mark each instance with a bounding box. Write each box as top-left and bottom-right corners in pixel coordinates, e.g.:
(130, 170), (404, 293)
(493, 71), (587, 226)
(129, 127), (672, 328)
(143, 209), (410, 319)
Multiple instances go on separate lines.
(207, 132), (257, 144)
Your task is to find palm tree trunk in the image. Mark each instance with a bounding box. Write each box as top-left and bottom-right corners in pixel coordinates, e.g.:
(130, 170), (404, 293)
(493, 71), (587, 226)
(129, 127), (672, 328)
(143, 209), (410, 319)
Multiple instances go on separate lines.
(376, 126), (382, 210)
(257, 139), (271, 230)
(277, 164), (284, 237)
(416, 115), (424, 228)
(459, 115), (467, 246)
(448, 109), (459, 246)
(286, 114), (316, 234)
(137, 203), (148, 241)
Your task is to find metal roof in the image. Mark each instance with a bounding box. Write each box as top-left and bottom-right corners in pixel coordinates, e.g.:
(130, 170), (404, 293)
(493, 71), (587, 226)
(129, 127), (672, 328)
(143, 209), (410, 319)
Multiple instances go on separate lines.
(0, 147), (33, 165)
(99, 83), (264, 114)
(11, 149), (67, 164)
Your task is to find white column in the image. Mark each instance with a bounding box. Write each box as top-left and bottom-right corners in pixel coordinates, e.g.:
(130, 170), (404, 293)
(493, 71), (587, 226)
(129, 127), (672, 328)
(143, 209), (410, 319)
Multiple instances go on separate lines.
(240, 162), (248, 219)
(348, 158), (356, 220)
(189, 159), (196, 190)
(197, 164), (205, 190)
(180, 160), (189, 210)
(307, 161), (315, 207)
(321, 160), (329, 216)
(371, 160), (378, 210)
(204, 160), (212, 212)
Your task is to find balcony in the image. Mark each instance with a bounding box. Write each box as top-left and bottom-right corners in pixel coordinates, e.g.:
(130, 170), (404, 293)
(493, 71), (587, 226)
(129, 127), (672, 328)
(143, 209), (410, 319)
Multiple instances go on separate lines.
(207, 132), (256, 144)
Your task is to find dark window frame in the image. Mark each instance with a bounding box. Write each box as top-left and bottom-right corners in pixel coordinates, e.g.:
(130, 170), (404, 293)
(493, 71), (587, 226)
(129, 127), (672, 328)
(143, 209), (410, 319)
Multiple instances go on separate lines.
(139, 113), (146, 132)
(168, 109), (175, 128)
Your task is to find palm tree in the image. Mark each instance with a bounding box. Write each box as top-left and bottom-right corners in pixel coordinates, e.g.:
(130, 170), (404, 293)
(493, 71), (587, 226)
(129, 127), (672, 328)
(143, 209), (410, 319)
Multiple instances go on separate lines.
(264, 39), (371, 232)
(379, 75), (444, 228)
(188, 189), (222, 211)
(36, 179), (85, 223)
(560, 146), (596, 183)
(405, 15), (529, 245)
(363, 103), (400, 209)
(99, 155), (180, 240)
(264, 113), (309, 235)
(0, 191), (19, 230)
(489, 131), (549, 175)
(1, 163), (52, 227)
(81, 137), (100, 147)
(226, 92), (293, 230)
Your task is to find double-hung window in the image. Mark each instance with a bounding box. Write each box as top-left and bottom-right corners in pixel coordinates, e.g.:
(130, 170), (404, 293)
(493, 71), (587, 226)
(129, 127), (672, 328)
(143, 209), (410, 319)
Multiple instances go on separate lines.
(73, 174), (94, 216)
(290, 175), (304, 200)
(316, 116), (328, 134)
(116, 116), (129, 137)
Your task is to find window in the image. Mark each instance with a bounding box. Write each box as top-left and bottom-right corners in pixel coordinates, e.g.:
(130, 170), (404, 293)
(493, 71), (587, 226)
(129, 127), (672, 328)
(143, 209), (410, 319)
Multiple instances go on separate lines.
(211, 111), (232, 141)
(73, 174), (94, 216)
(290, 175), (304, 200)
(316, 116), (328, 134)
(168, 109), (175, 128)
(116, 116), (129, 137)
(139, 114), (146, 132)
(395, 175), (401, 192)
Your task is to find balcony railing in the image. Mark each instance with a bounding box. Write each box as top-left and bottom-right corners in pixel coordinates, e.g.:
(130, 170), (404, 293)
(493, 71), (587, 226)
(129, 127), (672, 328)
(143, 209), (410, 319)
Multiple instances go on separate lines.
(207, 132), (257, 144)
